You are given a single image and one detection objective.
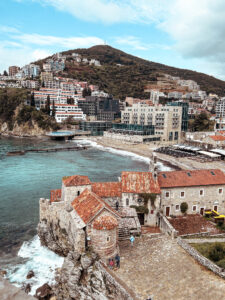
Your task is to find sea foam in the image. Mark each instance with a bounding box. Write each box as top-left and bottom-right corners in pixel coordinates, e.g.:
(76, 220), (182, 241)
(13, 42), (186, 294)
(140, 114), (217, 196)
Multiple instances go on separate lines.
(7, 235), (64, 295)
(75, 139), (172, 171)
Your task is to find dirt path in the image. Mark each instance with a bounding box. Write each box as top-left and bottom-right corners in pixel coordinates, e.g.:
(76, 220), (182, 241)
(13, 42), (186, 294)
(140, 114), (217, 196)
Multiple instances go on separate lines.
(115, 235), (225, 300)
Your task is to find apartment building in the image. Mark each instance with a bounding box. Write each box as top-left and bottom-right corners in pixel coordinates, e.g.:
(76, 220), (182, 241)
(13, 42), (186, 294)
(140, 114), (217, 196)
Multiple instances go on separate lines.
(22, 64), (40, 78)
(21, 80), (39, 89)
(121, 103), (182, 142)
(40, 72), (53, 82)
(34, 88), (77, 109)
(216, 98), (225, 119)
(50, 104), (86, 123)
(8, 66), (20, 76)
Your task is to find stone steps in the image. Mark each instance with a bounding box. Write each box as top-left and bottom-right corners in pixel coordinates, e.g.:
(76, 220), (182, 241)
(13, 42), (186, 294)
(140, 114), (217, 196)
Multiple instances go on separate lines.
(118, 227), (130, 241)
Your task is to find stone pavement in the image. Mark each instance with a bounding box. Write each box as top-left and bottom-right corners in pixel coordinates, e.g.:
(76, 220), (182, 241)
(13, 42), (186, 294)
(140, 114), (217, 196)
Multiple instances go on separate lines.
(115, 235), (225, 300)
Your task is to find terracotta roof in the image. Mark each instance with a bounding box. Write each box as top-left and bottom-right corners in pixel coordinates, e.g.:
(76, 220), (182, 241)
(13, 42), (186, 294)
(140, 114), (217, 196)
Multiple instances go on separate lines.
(209, 135), (225, 141)
(158, 169), (225, 188)
(50, 189), (61, 203)
(121, 172), (161, 194)
(63, 175), (91, 187)
(71, 189), (120, 224)
(92, 215), (118, 230)
(91, 182), (122, 198)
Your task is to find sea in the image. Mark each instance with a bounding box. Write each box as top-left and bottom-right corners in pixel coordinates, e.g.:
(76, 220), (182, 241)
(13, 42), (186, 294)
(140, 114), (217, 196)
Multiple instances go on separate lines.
(0, 136), (170, 295)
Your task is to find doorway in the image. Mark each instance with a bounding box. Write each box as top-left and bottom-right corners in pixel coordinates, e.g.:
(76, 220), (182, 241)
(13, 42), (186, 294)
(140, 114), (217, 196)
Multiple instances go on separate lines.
(137, 213), (145, 225)
(166, 207), (170, 217)
(200, 207), (204, 215)
(214, 205), (218, 212)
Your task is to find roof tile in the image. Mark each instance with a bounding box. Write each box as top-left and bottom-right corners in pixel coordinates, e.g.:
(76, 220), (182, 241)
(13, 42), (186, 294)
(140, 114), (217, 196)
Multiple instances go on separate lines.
(91, 182), (122, 198)
(63, 175), (91, 187)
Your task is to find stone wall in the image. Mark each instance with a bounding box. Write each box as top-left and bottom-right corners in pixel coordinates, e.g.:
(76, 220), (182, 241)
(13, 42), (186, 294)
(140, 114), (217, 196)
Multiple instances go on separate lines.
(161, 184), (225, 216)
(62, 183), (91, 203)
(104, 132), (145, 143)
(177, 237), (225, 279)
(159, 214), (178, 239)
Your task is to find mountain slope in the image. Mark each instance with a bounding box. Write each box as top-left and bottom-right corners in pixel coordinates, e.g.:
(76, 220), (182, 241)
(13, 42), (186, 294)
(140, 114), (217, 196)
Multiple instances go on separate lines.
(42, 45), (225, 99)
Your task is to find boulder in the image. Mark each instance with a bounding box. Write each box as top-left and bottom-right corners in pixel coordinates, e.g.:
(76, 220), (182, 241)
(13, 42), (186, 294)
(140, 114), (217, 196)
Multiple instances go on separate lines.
(35, 283), (52, 299)
(26, 270), (35, 279)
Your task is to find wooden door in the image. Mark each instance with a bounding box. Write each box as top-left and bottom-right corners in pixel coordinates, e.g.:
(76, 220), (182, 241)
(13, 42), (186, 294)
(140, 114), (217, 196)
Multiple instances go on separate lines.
(166, 207), (170, 217)
(200, 208), (204, 215)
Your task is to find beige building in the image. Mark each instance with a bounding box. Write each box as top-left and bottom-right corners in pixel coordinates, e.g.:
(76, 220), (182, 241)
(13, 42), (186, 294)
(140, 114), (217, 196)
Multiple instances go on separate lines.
(158, 169), (225, 217)
(122, 103), (182, 142)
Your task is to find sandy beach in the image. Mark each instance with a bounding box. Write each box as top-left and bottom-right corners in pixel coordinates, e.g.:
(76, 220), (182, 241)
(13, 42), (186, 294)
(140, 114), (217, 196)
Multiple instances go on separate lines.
(80, 136), (225, 172)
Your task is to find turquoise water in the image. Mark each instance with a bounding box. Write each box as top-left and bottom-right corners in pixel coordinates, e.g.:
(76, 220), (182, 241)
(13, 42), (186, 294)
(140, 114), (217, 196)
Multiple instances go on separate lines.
(0, 137), (149, 265)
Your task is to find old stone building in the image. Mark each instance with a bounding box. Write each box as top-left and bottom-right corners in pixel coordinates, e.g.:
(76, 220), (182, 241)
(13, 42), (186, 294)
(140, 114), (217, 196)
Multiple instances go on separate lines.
(39, 163), (225, 261)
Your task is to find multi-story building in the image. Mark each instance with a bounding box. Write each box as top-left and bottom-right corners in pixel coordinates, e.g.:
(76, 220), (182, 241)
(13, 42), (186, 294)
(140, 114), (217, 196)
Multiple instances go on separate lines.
(34, 88), (78, 109)
(43, 59), (65, 72)
(50, 104), (86, 123)
(40, 72), (53, 82)
(216, 98), (225, 119)
(21, 80), (39, 89)
(22, 64), (40, 78)
(121, 103), (182, 142)
(150, 90), (167, 105)
(167, 101), (189, 132)
(168, 91), (183, 99)
(78, 96), (121, 121)
(8, 66), (20, 76)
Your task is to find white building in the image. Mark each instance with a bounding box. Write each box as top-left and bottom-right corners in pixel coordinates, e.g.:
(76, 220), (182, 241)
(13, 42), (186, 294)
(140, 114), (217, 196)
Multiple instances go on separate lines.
(150, 90), (167, 104)
(22, 64), (40, 78)
(168, 91), (183, 99)
(21, 80), (39, 89)
(50, 104), (86, 123)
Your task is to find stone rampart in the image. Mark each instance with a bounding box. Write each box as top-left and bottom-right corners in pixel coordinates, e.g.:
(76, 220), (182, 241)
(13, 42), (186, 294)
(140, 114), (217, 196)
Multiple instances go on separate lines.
(159, 214), (178, 239)
(177, 237), (225, 279)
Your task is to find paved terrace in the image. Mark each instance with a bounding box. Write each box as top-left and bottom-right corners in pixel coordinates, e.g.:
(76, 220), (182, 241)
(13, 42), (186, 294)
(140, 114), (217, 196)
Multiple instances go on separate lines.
(115, 235), (225, 300)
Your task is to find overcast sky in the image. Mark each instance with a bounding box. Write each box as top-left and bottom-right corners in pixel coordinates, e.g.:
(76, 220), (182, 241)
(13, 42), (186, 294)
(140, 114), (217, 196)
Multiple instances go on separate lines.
(0, 0), (224, 80)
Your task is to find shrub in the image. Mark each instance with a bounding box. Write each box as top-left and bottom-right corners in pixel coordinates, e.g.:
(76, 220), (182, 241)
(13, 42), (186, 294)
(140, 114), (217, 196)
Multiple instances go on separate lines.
(130, 205), (149, 214)
(217, 258), (225, 269)
(180, 202), (188, 214)
(209, 243), (225, 262)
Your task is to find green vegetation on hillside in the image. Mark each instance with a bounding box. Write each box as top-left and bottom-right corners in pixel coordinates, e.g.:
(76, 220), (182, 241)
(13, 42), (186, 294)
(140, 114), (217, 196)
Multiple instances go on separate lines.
(59, 45), (225, 99)
(0, 88), (58, 131)
(188, 112), (215, 131)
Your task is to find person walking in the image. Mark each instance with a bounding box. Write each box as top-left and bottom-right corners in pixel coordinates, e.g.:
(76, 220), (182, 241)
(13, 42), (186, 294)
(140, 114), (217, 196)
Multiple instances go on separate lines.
(109, 259), (114, 269)
(130, 235), (135, 247)
(115, 254), (120, 268)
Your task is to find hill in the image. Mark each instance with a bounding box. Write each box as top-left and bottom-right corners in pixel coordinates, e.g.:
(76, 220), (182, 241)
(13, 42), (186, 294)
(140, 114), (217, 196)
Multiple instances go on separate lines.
(44, 45), (225, 99)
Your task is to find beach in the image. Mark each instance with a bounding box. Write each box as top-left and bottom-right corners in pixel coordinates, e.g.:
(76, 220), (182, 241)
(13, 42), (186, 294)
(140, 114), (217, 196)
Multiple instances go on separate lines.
(81, 136), (225, 172)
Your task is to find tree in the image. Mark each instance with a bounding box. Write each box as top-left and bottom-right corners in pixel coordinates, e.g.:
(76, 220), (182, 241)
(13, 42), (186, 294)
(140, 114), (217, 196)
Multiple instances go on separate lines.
(180, 202), (188, 214)
(67, 97), (74, 105)
(52, 100), (56, 118)
(3, 70), (8, 76)
(45, 95), (51, 115)
(30, 93), (35, 107)
(82, 87), (92, 98)
(189, 112), (214, 132)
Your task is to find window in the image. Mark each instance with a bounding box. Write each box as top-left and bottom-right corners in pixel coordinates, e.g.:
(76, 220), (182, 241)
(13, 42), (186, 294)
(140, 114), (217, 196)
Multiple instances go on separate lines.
(200, 189), (204, 196)
(165, 191), (170, 198)
(77, 191), (80, 196)
(180, 191), (185, 198)
(126, 198), (129, 206)
(151, 210), (154, 214)
(192, 205), (197, 212)
(211, 171), (215, 176)
(107, 237), (110, 242)
(175, 205), (180, 211)
(219, 188), (223, 194)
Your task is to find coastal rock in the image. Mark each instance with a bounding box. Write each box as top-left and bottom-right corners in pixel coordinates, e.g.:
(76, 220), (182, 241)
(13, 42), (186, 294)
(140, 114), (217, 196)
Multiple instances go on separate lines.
(27, 270), (35, 279)
(24, 283), (31, 294)
(0, 270), (7, 277)
(35, 283), (52, 299)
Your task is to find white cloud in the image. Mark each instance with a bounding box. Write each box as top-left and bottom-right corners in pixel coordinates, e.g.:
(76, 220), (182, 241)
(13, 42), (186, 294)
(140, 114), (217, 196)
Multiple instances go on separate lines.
(115, 36), (149, 51)
(13, 33), (104, 48)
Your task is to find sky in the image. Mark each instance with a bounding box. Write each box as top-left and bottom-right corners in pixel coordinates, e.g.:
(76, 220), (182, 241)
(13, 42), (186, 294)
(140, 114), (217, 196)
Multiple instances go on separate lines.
(0, 0), (225, 80)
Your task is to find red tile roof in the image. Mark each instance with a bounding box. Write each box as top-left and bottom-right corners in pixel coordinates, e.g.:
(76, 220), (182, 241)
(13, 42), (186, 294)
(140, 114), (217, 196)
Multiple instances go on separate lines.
(158, 169), (225, 188)
(209, 135), (225, 141)
(71, 189), (120, 224)
(91, 182), (122, 198)
(50, 189), (61, 203)
(63, 175), (91, 187)
(92, 215), (118, 230)
(121, 172), (161, 194)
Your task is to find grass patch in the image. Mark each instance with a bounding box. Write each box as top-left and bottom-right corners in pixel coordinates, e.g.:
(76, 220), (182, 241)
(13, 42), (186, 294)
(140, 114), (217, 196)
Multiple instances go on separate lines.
(191, 242), (225, 268)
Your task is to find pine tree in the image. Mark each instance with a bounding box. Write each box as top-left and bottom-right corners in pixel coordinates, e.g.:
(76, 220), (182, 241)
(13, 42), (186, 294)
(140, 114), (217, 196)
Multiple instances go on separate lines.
(52, 100), (56, 118)
(46, 95), (51, 115)
(30, 93), (35, 107)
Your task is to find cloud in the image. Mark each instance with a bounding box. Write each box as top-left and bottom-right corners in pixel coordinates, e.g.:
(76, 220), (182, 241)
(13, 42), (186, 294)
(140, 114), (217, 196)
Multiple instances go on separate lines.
(115, 36), (149, 51)
(12, 33), (104, 48)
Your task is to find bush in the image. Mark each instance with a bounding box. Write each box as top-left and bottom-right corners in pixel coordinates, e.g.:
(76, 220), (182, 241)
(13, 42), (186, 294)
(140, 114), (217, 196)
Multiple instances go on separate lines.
(130, 205), (149, 214)
(180, 202), (188, 214)
(217, 258), (225, 269)
(209, 243), (225, 262)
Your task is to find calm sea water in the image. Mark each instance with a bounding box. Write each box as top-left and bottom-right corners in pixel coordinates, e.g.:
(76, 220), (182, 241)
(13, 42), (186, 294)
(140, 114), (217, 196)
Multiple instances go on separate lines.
(0, 136), (149, 266)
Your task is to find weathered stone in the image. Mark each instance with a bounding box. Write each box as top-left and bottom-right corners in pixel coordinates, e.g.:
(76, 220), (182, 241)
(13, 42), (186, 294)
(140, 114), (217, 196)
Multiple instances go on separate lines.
(35, 283), (52, 299)
(0, 270), (7, 276)
(26, 270), (35, 279)
(81, 255), (92, 269)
